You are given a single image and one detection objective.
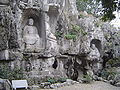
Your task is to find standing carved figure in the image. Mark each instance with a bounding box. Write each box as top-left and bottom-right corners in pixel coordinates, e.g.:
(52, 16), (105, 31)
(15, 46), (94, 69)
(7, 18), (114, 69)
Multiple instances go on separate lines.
(88, 44), (101, 75)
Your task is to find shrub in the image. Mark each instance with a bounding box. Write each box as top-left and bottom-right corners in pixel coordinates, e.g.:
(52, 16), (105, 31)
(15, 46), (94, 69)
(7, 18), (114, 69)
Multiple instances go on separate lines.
(0, 65), (24, 80)
(64, 34), (77, 40)
(70, 24), (87, 36)
(27, 78), (35, 86)
(45, 77), (57, 84)
(43, 77), (67, 84)
(107, 58), (120, 67)
(78, 13), (85, 19)
(65, 24), (87, 40)
(101, 68), (117, 80)
(55, 31), (64, 38)
(57, 78), (67, 83)
(83, 74), (92, 83)
(101, 68), (120, 84)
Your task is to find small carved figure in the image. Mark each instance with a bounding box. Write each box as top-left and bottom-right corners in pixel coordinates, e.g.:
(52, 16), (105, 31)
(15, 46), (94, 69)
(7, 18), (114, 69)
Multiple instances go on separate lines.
(88, 44), (101, 75)
(89, 44), (100, 61)
(26, 63), (32, 72)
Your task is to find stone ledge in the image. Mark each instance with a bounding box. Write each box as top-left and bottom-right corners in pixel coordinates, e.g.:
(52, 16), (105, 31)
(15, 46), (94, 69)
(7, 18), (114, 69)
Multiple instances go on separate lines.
(0, 0), (9, 5)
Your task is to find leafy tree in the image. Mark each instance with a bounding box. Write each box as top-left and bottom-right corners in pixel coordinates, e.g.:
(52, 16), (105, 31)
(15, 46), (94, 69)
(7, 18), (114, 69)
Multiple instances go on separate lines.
(0, 65), (24, 80)
(76, 0), (120, 21)
(101, 0), (119, 21)
(76, 0), (102, 17)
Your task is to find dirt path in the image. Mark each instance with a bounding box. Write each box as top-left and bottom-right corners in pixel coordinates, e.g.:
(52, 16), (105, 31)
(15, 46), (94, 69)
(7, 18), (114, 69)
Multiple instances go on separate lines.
(40, 81), (120, 90)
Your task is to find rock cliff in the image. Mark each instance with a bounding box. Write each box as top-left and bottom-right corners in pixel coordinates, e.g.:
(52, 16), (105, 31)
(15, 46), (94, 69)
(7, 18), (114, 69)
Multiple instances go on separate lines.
(0, 0), (120, 85)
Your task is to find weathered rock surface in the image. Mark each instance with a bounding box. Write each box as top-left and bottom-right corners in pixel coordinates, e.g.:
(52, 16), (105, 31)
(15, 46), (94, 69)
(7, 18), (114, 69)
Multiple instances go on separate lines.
(0, 78), (11, 90)
(41, 81), (120, 90)
(0, 0), (120, 86)
(115, 82), (120, 87)
(39, 79), (79, 89)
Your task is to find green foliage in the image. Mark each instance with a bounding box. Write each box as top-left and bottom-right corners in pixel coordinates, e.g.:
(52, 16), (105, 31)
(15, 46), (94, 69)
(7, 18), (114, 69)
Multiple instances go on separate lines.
(55, 32), (61, 37)
(57, 78), (67, 83)
(101, 12), (116, 21)
(107, 59), (115, 67)
(101, 0), (118, 21)
(55, 32), (63, 38)
(46, 78), (57, 84)
(107, 58), (120, 67)
(94, 20), (102, 27)
(83, 74), (92, 83)
(76, 0), (87, 12)
(23, 55), (30, 61)
(114, 73), (120, 83)
(69, 24), (81, 31)
(76, 0), (102, 17)
(70, 24), (87, 36)
(0, 64), (24, 80)
(101, 68), (117, 80)
(78, 13), (85, 19)
(65, 24), (87, 40)
(43, 77), (67, 84)
(26, 78), (35, 86)
(76, 0), (120, 21)
(81, 29), (87, 36)
(64, 34), (77, 40)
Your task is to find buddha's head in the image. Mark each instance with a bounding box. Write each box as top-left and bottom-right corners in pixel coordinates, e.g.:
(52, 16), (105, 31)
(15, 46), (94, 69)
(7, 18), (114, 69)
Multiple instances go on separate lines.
(28, 18), (34, 25)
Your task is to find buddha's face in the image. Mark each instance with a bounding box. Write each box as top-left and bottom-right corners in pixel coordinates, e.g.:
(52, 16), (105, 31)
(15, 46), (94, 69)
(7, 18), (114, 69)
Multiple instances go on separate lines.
(28, 18), (34, 25)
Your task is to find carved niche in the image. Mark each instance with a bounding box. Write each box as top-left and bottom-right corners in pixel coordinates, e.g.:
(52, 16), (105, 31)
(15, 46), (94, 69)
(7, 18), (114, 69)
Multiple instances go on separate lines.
(21, 9), (46, 52)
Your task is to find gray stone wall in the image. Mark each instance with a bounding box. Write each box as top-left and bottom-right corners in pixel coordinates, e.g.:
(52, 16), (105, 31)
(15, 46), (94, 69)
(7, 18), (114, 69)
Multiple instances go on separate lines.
(0, 0), (119, 83)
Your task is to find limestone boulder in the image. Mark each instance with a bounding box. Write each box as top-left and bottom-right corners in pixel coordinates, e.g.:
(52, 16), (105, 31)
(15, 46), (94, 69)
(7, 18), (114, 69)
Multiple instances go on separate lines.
(0, 0), (9, 5)
(0, 78), (11, 90)
(115, 82), (120, 87)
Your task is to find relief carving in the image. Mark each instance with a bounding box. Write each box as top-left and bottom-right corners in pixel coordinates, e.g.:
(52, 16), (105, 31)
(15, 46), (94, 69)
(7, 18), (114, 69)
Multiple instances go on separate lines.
(23, 18), (41, 52)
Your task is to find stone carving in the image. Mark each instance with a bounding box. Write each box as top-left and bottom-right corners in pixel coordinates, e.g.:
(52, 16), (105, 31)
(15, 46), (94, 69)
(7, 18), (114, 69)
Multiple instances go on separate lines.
(26, 62), (32, 72)
(88, 44), (101, 75)
(89, 44), (100, 61)
(1, 0), (119, 85)
(23, 18), (41, 52)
